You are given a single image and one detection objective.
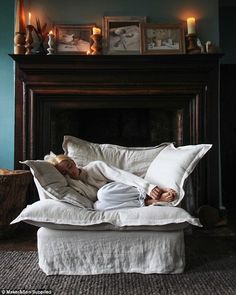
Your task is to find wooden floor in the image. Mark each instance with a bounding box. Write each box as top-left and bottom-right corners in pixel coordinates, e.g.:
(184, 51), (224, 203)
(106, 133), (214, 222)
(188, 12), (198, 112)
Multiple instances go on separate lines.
(0, 223), (37, 251)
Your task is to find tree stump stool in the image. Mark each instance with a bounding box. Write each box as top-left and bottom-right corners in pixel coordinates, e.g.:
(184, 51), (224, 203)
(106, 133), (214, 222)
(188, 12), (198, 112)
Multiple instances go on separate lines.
(0, 169), (32, 238)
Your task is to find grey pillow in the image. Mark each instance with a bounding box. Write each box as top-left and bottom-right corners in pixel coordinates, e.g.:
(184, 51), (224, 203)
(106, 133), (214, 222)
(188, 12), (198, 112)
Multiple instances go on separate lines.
(21, 160), (93, 209)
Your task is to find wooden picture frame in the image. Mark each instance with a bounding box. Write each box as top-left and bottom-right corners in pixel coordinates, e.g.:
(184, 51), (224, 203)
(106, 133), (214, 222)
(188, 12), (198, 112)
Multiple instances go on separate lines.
(55, 24), (95, 54)
(103, 16), (146, 55)
(141, 23), (186, 55)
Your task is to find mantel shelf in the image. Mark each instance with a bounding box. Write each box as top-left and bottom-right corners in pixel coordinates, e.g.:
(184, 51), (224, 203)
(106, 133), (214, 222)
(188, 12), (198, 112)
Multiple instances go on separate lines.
(9, 53), (223, 75)
(9, 53), (223, 65)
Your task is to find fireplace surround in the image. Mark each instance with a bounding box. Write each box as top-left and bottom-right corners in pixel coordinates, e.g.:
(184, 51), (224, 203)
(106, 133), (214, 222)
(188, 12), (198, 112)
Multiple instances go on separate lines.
(11, 54), (222, 211)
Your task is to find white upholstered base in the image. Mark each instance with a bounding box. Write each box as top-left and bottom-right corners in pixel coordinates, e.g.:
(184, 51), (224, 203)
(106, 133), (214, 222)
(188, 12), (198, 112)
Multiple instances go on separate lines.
(37, 227), (185, 275)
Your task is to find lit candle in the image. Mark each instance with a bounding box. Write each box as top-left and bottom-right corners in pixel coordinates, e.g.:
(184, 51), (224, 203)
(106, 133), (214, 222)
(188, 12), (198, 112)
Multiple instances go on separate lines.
(187, 17), (196, 34)
(47, 30), (55, 55)
(28, 12), (31, 25)
(92, 27), (101, 35)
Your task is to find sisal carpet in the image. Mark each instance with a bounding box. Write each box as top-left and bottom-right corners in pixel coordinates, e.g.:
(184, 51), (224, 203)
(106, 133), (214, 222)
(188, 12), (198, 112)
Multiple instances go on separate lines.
(0, 236), (236, 295)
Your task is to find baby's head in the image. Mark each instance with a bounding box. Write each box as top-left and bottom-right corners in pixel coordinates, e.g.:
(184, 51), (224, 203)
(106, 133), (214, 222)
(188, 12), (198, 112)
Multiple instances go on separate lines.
(45, 154), (79, 179)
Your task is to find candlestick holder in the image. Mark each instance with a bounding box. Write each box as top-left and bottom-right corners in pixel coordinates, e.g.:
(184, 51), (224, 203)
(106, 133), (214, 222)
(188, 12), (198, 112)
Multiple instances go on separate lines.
(90, 34), (102, 55)
(47, 34), (55, 55)
(186, 33), (201, 54)
(14, 32), (26, 54)
(25, 25), (34, 55)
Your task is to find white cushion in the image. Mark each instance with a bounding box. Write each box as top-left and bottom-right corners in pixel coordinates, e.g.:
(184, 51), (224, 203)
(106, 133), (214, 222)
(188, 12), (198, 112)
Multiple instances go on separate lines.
(144, 143), (212, 206)
(22, 160), (93, 209)
(11, 199), (202, 231)
(62, 135), (170, 177)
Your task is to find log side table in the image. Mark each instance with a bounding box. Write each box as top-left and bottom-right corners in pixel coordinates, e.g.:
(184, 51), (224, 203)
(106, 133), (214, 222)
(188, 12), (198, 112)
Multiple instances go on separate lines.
(0, 169), (32, 238)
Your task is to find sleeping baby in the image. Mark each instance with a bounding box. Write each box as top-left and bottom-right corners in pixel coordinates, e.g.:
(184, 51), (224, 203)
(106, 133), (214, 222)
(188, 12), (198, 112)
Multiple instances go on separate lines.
(45, 154), (176, 210)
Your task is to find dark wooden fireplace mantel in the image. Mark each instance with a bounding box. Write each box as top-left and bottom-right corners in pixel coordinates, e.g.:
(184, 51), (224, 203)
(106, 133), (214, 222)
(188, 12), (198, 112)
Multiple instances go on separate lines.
(10, 53), (222, 209)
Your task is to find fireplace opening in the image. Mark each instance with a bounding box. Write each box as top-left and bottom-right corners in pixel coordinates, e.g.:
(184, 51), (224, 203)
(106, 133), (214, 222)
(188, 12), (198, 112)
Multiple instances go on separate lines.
(50, 108), (181, 154)
(37, 93), (190, 160)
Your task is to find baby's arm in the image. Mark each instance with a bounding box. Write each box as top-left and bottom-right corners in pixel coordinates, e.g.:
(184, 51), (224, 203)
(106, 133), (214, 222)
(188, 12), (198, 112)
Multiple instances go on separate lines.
(84, 160), (156, 196)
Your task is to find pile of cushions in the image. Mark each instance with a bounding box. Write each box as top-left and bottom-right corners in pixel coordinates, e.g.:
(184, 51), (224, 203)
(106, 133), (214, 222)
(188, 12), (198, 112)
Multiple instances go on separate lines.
(11, 135), (212, 230)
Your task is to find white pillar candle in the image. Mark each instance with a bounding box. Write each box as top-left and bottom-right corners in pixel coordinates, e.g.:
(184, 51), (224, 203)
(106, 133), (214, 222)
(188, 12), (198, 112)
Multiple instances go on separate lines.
(187, 17), (196, 34)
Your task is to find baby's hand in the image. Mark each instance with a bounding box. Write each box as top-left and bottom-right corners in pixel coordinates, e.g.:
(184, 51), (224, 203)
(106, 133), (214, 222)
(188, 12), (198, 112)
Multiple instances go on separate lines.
(150, 186), (163, 200)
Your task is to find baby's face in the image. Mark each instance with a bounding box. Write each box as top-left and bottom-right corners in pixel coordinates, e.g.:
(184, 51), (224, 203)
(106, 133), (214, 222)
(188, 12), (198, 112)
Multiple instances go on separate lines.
(56, 160), (79, 179)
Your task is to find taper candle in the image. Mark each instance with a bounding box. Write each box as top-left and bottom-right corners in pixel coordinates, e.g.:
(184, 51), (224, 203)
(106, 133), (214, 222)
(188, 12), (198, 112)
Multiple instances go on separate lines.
(47, 30), (55, 55)
(28, 12), (31, 25)
(14, 0), (26, 54)
(15, 0), (26, 33)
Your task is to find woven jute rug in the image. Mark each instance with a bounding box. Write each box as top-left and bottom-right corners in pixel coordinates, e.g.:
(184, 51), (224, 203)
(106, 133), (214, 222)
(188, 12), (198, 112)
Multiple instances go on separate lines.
(0, 237), (236, 295)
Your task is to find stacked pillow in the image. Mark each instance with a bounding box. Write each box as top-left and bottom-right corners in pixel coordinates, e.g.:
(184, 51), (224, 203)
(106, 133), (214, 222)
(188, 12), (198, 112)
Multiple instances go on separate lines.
(144, 143), (212, 206)
(62, 135), (170, 177)
(23, 137), (212, 210)
(22, 137), (170, 208)
(14, 137), (212, 231)
(63, 136), (212, 207)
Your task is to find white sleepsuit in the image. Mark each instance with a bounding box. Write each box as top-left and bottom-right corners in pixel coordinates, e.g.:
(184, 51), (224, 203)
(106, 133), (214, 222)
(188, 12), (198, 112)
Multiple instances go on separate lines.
(66, 160), (156, 210)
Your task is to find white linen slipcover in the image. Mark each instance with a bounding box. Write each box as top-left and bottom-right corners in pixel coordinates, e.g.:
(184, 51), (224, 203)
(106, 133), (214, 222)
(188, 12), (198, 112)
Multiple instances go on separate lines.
(37, 227), (185, 275)
(11, 199), (202, 231)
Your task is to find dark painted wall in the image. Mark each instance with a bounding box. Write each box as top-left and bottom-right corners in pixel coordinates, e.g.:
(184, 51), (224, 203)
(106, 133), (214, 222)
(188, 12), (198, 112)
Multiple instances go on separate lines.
(219, 7), (236, 64)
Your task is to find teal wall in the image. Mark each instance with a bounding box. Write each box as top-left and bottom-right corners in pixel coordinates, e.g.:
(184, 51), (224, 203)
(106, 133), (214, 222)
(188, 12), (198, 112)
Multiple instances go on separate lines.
(0, 0), (15, 169)
(0, 0), (220, 169)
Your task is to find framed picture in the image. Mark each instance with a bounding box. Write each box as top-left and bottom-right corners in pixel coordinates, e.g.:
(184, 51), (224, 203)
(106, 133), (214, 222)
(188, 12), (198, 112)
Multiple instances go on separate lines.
(141, 23), (186, 54)
(103, 16), (146, 54)
(55, 24), (95, 54)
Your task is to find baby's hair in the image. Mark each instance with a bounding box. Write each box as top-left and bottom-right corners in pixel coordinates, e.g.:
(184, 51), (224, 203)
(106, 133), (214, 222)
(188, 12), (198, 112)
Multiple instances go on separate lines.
(45, 154), (73, 166)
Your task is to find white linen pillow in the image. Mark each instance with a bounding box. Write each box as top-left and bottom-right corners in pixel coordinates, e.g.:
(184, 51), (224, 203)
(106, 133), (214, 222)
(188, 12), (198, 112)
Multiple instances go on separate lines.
(11, 199), (202, 231)
(62, 135), (170, 177)
(144, 143), (212, 206)
(22, 160), (93, 209)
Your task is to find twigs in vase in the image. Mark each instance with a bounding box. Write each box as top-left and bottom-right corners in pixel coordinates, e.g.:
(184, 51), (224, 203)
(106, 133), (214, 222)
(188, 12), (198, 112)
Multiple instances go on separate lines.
(34, 18), (48, 54)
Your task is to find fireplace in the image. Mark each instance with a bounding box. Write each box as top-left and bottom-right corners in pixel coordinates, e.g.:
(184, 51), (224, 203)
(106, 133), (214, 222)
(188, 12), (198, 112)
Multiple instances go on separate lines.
(11, 54), (222, 211)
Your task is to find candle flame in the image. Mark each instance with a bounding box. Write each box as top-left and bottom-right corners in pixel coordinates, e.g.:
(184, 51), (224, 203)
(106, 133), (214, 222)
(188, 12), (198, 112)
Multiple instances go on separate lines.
(187, 17), (195, 22)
